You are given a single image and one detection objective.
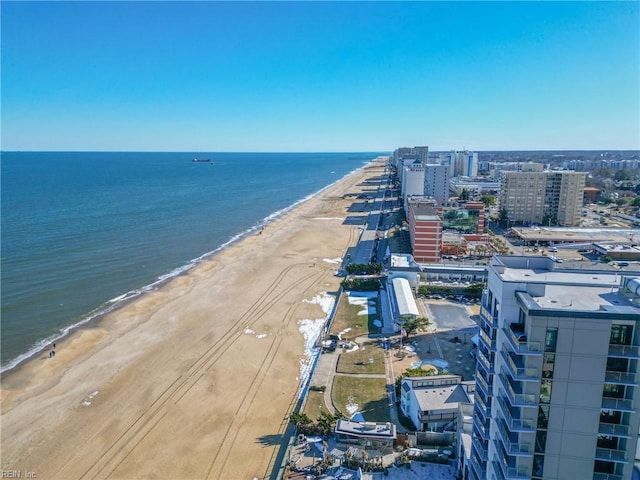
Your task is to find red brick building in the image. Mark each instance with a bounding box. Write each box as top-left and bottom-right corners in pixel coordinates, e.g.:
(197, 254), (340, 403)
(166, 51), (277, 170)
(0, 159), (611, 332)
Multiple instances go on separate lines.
(407, 200), (442, 263)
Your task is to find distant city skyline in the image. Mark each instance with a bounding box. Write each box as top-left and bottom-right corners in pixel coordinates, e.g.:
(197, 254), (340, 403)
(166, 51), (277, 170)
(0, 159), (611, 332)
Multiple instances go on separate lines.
(1, 1), (639, 152)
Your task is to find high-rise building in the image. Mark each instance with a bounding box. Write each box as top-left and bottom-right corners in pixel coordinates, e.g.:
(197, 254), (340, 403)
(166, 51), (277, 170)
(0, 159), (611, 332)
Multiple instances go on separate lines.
(413, 145), (430, 164)
(424, 164), (450, 205)
(438, 151), (479, 178)
(469, 256), (640, 480)
(500, 171), (587, 226)
(401, 160), (426, 204)
(407, 198), (442, 263)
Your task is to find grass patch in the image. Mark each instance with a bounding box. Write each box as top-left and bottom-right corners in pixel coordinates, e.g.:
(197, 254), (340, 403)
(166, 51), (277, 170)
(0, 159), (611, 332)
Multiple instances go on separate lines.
(303, 390), (328, 422)
(331, 376), (391, 423)
(330, 292), (381, 339)
(336, 342), (386, 374)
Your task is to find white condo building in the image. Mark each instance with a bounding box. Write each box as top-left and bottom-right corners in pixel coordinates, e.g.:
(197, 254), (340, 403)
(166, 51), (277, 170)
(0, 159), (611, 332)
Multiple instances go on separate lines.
(437, 151), (479, 178)
(424, 163), (450, 205)
(468, 256), (640, 480)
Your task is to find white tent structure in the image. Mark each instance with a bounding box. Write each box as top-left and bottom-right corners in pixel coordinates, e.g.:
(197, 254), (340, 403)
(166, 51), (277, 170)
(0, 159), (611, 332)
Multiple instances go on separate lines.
(391, 277), (420, 329)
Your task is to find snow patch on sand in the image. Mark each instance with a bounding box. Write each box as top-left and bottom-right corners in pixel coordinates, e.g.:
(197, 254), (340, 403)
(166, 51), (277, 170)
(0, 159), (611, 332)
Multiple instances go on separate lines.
(323, 257), (343, 264)
(297, 318), (325, 390)
(303, 292), (335, 315)
(81, 390), (99, 407)
(297, 292), (336, 396)
(244, 327), (255, 335)
(256, 333), (267, 339)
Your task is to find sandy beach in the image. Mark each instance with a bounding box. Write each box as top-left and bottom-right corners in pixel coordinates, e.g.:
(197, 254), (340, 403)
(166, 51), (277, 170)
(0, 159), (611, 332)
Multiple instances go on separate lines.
(1, 158), (386, 480)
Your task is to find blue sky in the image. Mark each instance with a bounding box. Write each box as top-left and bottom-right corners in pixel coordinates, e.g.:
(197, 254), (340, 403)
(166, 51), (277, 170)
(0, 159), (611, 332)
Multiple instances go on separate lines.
(1, 1), (638, 152)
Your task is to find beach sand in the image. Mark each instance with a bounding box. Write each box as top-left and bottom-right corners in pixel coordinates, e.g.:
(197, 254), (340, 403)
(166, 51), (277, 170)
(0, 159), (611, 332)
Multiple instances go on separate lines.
(1, 158), (386, 480)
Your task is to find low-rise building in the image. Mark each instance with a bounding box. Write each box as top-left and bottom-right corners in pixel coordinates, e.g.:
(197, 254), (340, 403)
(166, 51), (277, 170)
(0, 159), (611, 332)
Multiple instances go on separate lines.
(400, 375), (475, 432)
(334, 419), (397, 448)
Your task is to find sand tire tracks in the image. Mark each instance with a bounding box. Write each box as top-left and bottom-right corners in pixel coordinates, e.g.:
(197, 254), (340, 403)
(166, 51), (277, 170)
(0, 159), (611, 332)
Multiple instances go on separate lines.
(70, 263), (320, 480)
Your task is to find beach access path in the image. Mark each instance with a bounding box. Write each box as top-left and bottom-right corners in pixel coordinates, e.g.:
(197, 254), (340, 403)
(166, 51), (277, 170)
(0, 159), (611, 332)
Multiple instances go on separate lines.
(0, 158), (388, 480)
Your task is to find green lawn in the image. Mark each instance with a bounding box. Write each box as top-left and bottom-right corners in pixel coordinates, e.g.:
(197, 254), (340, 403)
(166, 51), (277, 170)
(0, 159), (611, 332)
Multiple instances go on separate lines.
(336, 342), (386, 374)
(303, 390), (328, 422)
(330, 292), (382, 339)
(331, 376), (391, 423)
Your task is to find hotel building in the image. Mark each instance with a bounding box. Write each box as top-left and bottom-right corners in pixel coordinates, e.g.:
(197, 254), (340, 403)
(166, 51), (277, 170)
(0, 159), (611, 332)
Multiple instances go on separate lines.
(468, 256), (640, 480)
(407, 198), (442, 263)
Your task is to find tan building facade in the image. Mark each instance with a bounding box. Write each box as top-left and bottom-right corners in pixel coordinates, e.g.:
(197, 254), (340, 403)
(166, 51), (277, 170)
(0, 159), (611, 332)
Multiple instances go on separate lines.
(500, 171), (586, 226)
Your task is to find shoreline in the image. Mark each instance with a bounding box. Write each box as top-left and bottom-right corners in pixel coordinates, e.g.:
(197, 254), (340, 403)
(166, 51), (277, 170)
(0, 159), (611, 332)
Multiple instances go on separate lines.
(0, 163), (369, 376)
(1, 157), (387, 479)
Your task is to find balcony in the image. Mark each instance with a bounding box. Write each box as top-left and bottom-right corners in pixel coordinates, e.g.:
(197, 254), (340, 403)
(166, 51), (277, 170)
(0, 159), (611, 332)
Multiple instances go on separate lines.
(593, 473), (624, 480)
(608, 344), (640, 359)
(473, 416), (490, 442)
(503, 325), (542, 356)
(496, 396), (535, 432)
(594, 447), (628, 464)
(469, 452), (488, 480)
(472, 440), (489, 461)
(499, 372), (537, 408)
(604, 370), (639, 386)
(475, 393), (490, 423)
(476, 348), (494, 375)
(500, 350), (539, 382)
(476, 371), (494, 398)
(495, 418), (533, 457)
(479, 328), (496, 352)
(491, 459), (529, 480)
(598, 422), (631, 438)
(480, 305), (498, 328)
(601, 397), (635, 412)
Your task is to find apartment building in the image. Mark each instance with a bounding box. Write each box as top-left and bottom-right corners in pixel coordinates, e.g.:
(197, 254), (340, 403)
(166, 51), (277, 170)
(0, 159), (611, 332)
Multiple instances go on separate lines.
(468, 256), (640, 480)
(424, 163), (450, 205)
(437, 150), (479, 178)
(500, 171), (587, 226)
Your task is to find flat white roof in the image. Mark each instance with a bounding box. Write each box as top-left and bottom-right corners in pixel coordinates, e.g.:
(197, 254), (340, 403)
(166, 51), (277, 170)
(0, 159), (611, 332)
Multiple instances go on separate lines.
(392, 277), (420, 317)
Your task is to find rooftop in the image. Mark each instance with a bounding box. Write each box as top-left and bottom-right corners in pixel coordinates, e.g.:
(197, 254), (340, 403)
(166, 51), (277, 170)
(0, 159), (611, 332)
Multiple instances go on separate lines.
(335, 419), (397, 439)
(492, 256), (640, 315)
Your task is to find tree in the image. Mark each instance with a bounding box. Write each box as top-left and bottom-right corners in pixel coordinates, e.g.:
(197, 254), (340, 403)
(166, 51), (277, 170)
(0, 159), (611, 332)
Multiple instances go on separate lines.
(289, 412), (312, 429)
(403, 316), (431, 336)
(614, 170), (633, 181)
(480, 194), (497, 208)
(631, 197), (640, 207)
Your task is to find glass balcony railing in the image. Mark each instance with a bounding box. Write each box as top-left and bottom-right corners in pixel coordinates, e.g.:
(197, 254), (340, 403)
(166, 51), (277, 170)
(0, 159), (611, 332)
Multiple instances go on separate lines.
(604, 370), (639, 386)
(494, 442), (531, 480)
(500, 350), (539, 381)
(499, 372), (537, 408)
(593, 473), (624, 480)
(598, 422), (631, 438)
(480, 305), (498, 328)
(477, 348), (494, 375)
(469, 452), (488, 480)
(502, 326), (542, 355)
(594, 447), (628, 463)
(473, 416), (489, 441)
(495, 418), (533, 457)
(608, 344), (640, 359)
(479, 328), (496, 351)
(601, 397), (634, 412)
(475, 393), (490, 423)
(473, 440), (489, 461)
(496, 396), (535, 432)
(491, 459), (529, 480)
(476, 371), (494, 397)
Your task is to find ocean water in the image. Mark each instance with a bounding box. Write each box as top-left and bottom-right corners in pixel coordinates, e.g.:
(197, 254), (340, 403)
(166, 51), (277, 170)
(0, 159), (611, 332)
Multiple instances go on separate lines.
(1, 151), (382, 371)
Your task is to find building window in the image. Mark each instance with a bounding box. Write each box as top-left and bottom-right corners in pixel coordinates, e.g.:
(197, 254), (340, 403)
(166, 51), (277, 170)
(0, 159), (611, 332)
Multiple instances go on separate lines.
(540, 379), (552, 404)
(537, 405), (550, 429)
(610, 324), (633, 345)
(545, 328), (558, 352)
